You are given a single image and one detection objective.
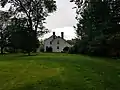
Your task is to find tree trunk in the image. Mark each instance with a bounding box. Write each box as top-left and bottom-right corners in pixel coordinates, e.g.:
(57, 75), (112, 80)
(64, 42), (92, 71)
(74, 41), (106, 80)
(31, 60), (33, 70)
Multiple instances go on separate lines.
(0, 31), (4, 54)
(1, 47), (4, 54)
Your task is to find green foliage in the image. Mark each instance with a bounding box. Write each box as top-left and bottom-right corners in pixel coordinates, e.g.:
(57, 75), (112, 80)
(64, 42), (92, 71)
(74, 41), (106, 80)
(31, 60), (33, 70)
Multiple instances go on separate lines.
(11, 29), (39, 55)
(71, 0), (120, 57)
(6, 18), (40, 55)
(46, 47), (53, 52)
(40, 47), (44, 52)
(0, 0), (56, 35)
(87, 37), (107, 56)
(69, 39), (88, 54)
(63, 47), (69, 53)
(0, 10), (12, 54)
(0, 0), (56, 55)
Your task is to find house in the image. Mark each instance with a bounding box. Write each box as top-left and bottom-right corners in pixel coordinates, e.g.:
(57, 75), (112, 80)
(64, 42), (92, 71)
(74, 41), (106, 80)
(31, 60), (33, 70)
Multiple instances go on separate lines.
(44, 32), (72, 52)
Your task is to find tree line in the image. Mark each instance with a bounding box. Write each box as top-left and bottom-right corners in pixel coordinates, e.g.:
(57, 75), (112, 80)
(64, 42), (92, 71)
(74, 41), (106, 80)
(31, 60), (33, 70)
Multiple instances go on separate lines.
(70, 0), (120, 57)
(1, 0), (119, 57)
(0, 0), (56, 55)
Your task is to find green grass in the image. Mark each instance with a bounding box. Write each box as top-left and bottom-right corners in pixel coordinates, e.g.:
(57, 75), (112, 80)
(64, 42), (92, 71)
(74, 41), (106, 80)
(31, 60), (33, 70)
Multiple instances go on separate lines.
(0, 53), (120, 90)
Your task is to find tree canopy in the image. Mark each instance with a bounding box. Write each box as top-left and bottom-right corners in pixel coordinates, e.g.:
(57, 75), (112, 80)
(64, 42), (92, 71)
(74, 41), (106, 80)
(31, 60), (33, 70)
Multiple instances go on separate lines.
(1, 0), (56, 35)
(0, 0), (57, 55)
(70, 0), (120, 57)
(0, 10), (12, 54)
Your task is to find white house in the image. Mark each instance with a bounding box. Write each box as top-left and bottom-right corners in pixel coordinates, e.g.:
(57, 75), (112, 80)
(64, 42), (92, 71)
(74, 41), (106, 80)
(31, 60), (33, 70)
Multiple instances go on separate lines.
(44, 32), (72, 52)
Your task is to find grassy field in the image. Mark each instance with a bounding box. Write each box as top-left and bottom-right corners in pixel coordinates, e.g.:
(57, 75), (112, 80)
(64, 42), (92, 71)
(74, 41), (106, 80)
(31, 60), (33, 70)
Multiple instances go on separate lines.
(0, 53), (120, 90)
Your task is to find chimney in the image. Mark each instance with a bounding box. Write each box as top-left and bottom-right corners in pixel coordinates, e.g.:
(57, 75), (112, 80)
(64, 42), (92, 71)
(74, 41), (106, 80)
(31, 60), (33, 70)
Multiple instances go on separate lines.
(53, 32), (55, 39)
(61, 32), (64, 39)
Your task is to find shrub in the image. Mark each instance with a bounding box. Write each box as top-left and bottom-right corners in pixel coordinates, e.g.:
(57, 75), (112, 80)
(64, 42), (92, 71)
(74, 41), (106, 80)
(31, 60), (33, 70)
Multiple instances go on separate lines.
(46, 47), (53, 52)
(63, 47), (69, 53)
(40, 48), (44, 52)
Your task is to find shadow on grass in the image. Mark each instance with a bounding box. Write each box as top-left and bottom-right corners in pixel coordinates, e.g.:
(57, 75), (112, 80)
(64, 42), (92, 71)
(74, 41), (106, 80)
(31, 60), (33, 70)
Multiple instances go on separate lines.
(11, 76), (85, 90)
(11, 77), (63, 90)
(0, 53), (41, 62)
(16, 54), (38, 57)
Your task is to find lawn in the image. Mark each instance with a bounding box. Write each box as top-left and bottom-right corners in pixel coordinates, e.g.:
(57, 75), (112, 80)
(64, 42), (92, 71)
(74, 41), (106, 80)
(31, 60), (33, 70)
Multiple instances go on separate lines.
(0, 53), (120, 90)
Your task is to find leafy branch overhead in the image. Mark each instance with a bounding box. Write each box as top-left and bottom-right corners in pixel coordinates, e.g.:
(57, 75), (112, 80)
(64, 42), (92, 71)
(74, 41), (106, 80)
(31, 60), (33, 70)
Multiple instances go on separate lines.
(0, 0), (57, 35)
(0, 0), (57, 55)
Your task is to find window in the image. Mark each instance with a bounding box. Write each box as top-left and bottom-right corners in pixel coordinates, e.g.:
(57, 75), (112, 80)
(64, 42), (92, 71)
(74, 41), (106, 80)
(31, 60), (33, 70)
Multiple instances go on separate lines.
(50, 41), (52, 44)
(57, 40), (59, 44)
(57, 46), (59, 49)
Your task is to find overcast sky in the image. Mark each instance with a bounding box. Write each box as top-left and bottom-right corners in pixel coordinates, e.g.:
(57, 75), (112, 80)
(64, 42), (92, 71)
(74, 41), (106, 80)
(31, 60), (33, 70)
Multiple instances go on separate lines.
(0, 0), (77, 40)
(44, 0), (76, 40)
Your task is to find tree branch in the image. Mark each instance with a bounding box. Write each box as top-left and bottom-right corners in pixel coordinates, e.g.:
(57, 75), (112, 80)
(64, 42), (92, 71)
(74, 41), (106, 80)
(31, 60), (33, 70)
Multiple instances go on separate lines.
(15, 0), (33, 31)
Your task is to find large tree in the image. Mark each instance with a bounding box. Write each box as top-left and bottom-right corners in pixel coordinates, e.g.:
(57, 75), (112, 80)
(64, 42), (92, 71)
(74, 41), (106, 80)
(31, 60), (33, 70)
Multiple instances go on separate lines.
(0, 0), (56, 35)
(71, 0), (120, 56)
(0, 10), (11, 54)
(0, 0), (56, 55)
(6, 17), (40, 55)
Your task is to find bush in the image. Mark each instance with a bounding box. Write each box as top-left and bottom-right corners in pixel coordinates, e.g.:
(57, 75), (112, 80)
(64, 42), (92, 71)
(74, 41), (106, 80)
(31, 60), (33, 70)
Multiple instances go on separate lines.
(69, 39), (88, 54)
(46, 47), (53, 52)
(87, 37), (108, 56)
(69, 47), (75, 54)
(40, 48), (44, 52)
(63, 47), (69, 53)
(4, 47), (18, 53)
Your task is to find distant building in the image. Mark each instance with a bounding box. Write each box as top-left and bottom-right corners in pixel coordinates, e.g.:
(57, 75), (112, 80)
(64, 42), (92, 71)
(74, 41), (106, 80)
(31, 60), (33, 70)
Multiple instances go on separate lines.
(44, 32), (72, 52)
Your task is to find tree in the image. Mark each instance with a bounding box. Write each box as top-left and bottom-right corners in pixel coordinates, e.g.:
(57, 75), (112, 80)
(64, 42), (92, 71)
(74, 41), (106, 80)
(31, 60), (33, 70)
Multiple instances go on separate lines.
(63, 47), (69, 53)
(7, 18), (39, 55)
(0, 0), (56, 34)
(0, 0), (56, 55)
(11, 30), (37, 55)
(71, 0), (120, 57)
(46, 46), (52, 52)
(0, 10), (11, 54)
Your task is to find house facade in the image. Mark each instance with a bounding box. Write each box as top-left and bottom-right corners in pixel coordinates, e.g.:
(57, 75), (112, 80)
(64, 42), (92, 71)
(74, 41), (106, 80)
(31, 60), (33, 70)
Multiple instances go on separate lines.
(44, 32), (72, 52)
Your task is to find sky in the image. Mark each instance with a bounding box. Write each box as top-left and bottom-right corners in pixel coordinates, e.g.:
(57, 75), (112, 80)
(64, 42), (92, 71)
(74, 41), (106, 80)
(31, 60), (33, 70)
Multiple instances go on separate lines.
(43, 0), (77, 40)
(0, 0), (77, 40)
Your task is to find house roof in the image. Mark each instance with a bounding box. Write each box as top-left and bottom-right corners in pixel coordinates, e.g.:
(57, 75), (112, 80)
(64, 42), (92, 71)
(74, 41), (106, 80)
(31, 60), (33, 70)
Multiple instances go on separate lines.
(51, 37), (72, 45)
(44, 35), (57, 41)
(44, 35), (72, 45)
